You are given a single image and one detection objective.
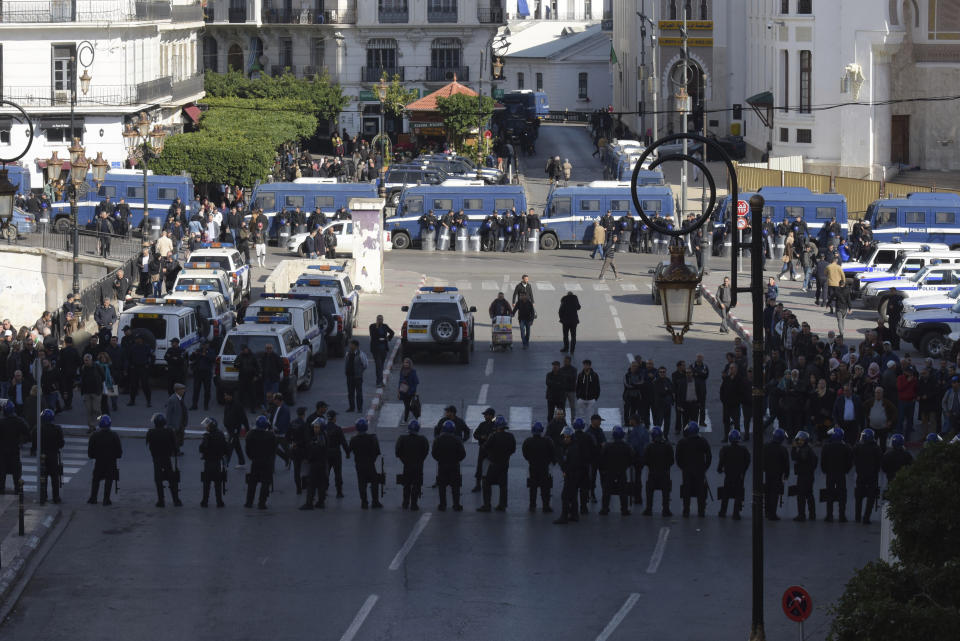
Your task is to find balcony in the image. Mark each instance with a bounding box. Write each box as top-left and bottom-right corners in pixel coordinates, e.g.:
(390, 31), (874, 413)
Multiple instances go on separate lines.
(262, 7), (320, 24)
(227, 6), (246, 22)
(171, 74), (204, 100)
(171, 2), (203, 22)
(2, 77), (176, 107)
(362, 66), (404, 83)
(134, 0), (171, 19)
(378, 8), (408, 23)
(427, 8), (457, 23)
(324, 8), (355, 23)
(0, 0), (175, 23)
(477, 7), (503, 23)
(136, 75), (172, 101)
(426, 66), (468, 82)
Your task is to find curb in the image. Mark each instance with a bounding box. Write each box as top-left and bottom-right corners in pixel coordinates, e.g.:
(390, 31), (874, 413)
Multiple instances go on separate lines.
(702, 289), (752, 341)
(0, 506), (61, 606)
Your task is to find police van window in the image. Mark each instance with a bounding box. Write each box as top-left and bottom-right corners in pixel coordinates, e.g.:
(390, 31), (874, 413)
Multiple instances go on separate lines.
(127, 186), (144, 199)
(158, 188), (177, 200)
(409, 301), (460, 320)
(610, 200), (630, 212)
(230, 251), (243, 266)
(191, 256), (229, 270)
(433, 199), (453, 211)
(905, 211), (926, 224)
(463, 198), (483, 210)
(404, 196), (423, 215)
(495, 198), (515, 211)
(815, 207), (836, 219)
(935, 211), (956, 224)
(221, 334), (280, 356)
(343, 276), (353, 291)
(906, 258), (925, 270)
(580, 199), (601, 212)
(763, 206), (775, 218)
(303, 307), (314, 328)
(283, 329), (299, 352)
(129, 315), (164, 338)
(285, 195), (304, 209)
(179, 317), (187, 337)
(255, 192), (276, 211)
(785, 206), (803, 219)
(345, 222), (353, 234)
(641, 200), (662, 213)
(875, 250), (896, 265)
(98, 185), (116, 198)
(315, 196), (335, 209)
(551, 197), (571, 216)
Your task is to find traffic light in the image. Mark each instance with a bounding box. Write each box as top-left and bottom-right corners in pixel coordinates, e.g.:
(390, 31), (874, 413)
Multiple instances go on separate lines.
(732, 103), (743, 120)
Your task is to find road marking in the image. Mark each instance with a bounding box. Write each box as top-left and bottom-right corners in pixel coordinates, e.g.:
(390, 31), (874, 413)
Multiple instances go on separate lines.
(626, 353), (634, 364)
(593, 283), (610, 291)
(431, 279), (448, 287)
(477, 384), (489, 405)
(604, 294), (614, 303)
(482, 280), (499, 290)
(466, 404), (486, 426)
(647, 283), (653, 291)
(375, 403), (625, 431)
(417, 403), (446, 428)
(598, 407), (622, 427)
(509, 406), (533, 429)
(503, 274), (510, 283)
(594, 593), (641, 641)
(609, 305), (618, 316)
(563, 282), (583, 291)
(617, 330), (627, 343)
(619, 282), (638, 291)
(377, 402), (404, 429)
(613, 317), (622, 329)
(455, 280), (472, 290)
(646, 527), (671, 574)
(536, 281), (555, 291)
(389, 513), (432, 571)
(339, 594), (380, 641)
(21, 465), (81, 474)
(485, 358), (494, 376)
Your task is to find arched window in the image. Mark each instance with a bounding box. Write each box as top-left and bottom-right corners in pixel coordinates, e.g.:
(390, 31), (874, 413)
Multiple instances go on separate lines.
(430, 38), (463, 80)
(227, 44), (243, 72)
(203, 36), (218, 72)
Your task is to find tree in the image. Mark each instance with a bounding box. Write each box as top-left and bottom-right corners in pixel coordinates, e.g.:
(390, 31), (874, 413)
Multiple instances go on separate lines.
(828, 444), (960, 641)
(379, 73), (419, 118)
(435, 93), (495, 151)
(203, 70), (348, 121)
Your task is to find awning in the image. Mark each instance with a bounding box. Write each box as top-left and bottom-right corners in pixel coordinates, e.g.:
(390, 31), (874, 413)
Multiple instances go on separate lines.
(183, 104), (202, 123)
(745, 91), (774, 107)
(39, 118), (81, 129)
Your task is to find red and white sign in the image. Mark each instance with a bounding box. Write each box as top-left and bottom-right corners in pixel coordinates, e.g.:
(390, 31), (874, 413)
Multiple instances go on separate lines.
(737, 217), (748, 230)
(737, 199), (749, 216)
(782, 586), (813, 623)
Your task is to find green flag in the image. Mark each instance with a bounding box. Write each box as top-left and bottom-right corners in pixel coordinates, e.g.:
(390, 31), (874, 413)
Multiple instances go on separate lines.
(610, 45), (618, 65)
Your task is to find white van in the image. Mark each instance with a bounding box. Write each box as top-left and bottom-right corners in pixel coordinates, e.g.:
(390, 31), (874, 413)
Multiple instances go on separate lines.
(119, 302), (202, 367)
(245, 297), (329, 367)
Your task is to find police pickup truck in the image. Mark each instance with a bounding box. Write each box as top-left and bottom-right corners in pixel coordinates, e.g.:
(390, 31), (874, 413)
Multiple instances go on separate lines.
(850, 249), (960, 300)
(186, 243), (251, 296)
(861, 262), (960, 318)
(898, 299), (960, 358)
(214, 321), (314, 405)
(901, 283), (960, 314)
(841, 242), (950, 280)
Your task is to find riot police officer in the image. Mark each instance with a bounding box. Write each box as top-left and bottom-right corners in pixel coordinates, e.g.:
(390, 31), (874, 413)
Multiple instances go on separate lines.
(553, 426), (581, 524)
(349, 418), (383, 509)
(472, 407), (497, 493)
(523, 421), (556, 513)
(676, 422), (711, 517)
(199, 416), (228, 508)
(245, 415), (277, 509)
(432, 420), (466, 511)
(853, 428), (882, 524)
(87, 415), (122, 506)
(33, 409), (65, 504)
(396, 419), (429, 510)
(717, 428), (750, 519)
(481, 212), (498, 251)
(300, 417), (329, 510)
(571, 418), (597, 514)
(881, 433), (913, 484)
(324, 410), (350, 498)
(146, 413), (182, 507)
(0, 400), (29, 494)
(599, 425), (634, 516)
(418, 210), (438, 246)
(478, 415), (516, 512)
(163, 337), (188, 395)
(586, 414), (607, 502)
(762, 428), (790, 520)
(790, 430), (817, 521)
(642, 426), (675, 517)
(821, 427), (854, 522)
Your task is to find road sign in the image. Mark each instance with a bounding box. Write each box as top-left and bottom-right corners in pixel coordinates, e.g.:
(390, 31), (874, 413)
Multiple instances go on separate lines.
(737, 217), (748, 230)
(782, 586), (812, 623)
(484, 129), (492, 140)
(737, 199), (749, 216)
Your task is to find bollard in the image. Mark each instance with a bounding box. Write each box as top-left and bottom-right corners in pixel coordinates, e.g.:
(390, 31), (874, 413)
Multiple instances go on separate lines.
(496, 236), (506, 252)
(279, 223), (291, 249)
(18, 479), (25, 536)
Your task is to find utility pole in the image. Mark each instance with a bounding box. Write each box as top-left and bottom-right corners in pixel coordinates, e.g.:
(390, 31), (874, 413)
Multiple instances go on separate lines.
(680, 6), (689, 222)
(650, 0), (658, 144)
(638, 0), (647, 142)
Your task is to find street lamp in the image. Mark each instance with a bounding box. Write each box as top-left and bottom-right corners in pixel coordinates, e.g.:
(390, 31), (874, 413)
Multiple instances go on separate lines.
(58, 138), (91, 294)
(123, 112), (166, 237)
(655, 241), (701, 343)
(633, 132), (769, 641)
(376, 75), (389, 171)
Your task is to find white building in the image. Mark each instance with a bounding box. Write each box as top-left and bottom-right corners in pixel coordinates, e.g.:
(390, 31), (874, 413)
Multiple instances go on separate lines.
(0, 0), (206, 186)
(500, 0), (609, 21)
(498, 21), (611, 112)
(203, 0), (506, 140)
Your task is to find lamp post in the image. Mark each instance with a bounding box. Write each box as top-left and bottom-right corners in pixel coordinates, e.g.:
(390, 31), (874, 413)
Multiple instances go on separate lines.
(632, 132), (767, 641)
(123, 111), (166, 236)
(375, 75), (389, 172)
(69, 41), (95, 164)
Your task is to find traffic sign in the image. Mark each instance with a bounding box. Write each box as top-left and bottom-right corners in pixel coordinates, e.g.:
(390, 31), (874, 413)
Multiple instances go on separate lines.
(737, 217), (748, 231)
(737, 199), (749, 216)
(484, 129), (492, 139)
(782, 586), (812, 623)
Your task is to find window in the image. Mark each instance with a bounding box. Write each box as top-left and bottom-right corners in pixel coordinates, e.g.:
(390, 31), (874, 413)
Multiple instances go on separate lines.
(433, 199), (453, 211)
(579, 199), (601, 212)
(431, 38), (461, 70)
(936, 211), (956, 224)
(781, 0), (789, 13)
(700, 0), (708, 19)
(203, 37), (218, 72)
(403, 196), (423, 215)
(517, 72), (524, 89)
(816, 207), (837, 219)
(494, 198), (515, 210)
(52, 44), (75, 93)
(366, 39), (398, 70)
(45, 125), (83, 143)
(127, 186), (144, 199)
(610, 200), (630, 212)
(179, 317), (187, 337)
(157, 188), (176, 200)
(463, 198), (483, 210)
(311, 38), (325, 71)
(782, 50), (789, 113)
(578, 72), (588, 100)
(875, 208), (897, 228)
(799, 50), (812, 113)
(255, 193), (276, 211)
(905, 211), (926, 224)
(796, 128), (812, 143)
(797, 0), (811, 14)
(315, 196), (335, 209)
(551, 197), (571, 216)
(279, 38), (293, 70)
(284, 195), (304, 208)
(684, 1), (692, 18)
(641, 200), (662, 213)
(98, 186), (117, 198)
(535, 73), (543, 91)
(785, 206), (803, 219)
(780, 127), (789, 142)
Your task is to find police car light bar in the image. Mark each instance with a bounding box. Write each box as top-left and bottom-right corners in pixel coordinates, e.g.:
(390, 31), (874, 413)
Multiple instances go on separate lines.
(175, 284), (218, 291)
(135, 298), (183, 306)
(307, 264), (345, 272)
(183, 262), (216, 270)
(296, 279), (338, 287)
(245, 313), (293, 324)
(200, 242), (234, 248)
(270, 293), (311, 300)
(418, 286), (459, 293)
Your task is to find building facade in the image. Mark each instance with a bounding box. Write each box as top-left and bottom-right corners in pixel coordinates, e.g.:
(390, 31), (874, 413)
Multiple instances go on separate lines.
(0, 0), (206, 186)
(203, 0), (506, 139)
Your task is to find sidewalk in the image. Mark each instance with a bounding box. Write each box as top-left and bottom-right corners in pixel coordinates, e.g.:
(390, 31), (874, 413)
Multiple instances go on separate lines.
(0, 494), (60, 607)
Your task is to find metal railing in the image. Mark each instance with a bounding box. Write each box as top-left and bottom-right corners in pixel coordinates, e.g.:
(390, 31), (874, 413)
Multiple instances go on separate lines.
(324, 8), (355, 23)
(262, 7), (321, 23)
(171, 1), (202, 21)
(427, 8), (457, 23)
(0, 0), (176, 23)
(426, 66), (468, 82)
(134, 0), (171, 19)
(477, 7), (504, 23)
(136, 76), (173, 102)
(362, 66), (404, 82)
(543, 110), (590, 123)
(14, 227), (146, 261)
(3, 81), (171, 107)
(378, 8), (408, 23)
(171, 74), (204, 100)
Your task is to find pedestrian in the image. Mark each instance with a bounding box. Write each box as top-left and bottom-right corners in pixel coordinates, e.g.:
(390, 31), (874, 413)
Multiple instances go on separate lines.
(164, 337), (187, 396)
(512, 292), (535, 349)
(31, 409), (64, 504)
(189, 342), (215, 410)
(560, 355), (578, 418)
(324, 410), (349, 498)
(719, 363), (742, 440)
(244, 415), (276, 509)
(523, 421), (556, 513)
(651, 366), (675, 434)
(590, 220), (606, 259)
(575, 360), (600, 420)
(478, 415), (516, 512)
(826, 257), (846, 313)
(395, 419), (429, 510)
(562, 158), (572, 186)
(299, 417), (329, 510)
(488, 292), (512, 319)
(79, 354), (104, 434)
(433, 405), (470, 441)
(835, 284), (851, 338)
(0, 400), (29, 493)
(344, 339), (368, 413)
(397, 357), (419, 422)
(717, 428), (750, 519)
(222, 390), (248, 467)
(558, 291), (581, 354)
(259, 343), (283, 406)
(368, 315), (395, 387)
(87, 414), (121, 505)
(641, 427), (674, 516)
(472, 407), (497, 493)
(598, 234), (621, 280)
(252, 221), (267, 267)
(125, 335), (154, 407)
(853, 428), (882, 524)
(146, 413), (182, 507)
(58, 336), (82, 411)
(545, 362), (568, 424)
(165, 382), (189, 455)
(676, 422), (711, 518)
(93, 297), (118, 344)
(348, 418), (382, 509)
(512, 274), (534, 305)
(432, 420), (466, 511)
(585, 414), (606, 501)
(716, 276), (732, 333)
(552, 426), (581, 524)
(598, 425), (633, 516)
(571, 418), (597, 514)
(762, 428), (789, 520)
(235, 345), (261, 412)
(821, 427), (854, 522)
(790, 430), (817, 521)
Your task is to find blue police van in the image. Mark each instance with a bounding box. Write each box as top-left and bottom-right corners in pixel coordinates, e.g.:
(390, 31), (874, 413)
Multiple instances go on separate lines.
(6, 166), (31, 196)
(388, 184), (527, 250)
(49, 170), (194, 233)
(542, 182), (675, 249)
(866, 192), (960, 248)
(251, 182), (378, 239)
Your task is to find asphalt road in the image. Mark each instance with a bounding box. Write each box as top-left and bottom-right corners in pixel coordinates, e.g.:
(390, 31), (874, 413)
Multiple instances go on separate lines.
(1, 125), (882, 641)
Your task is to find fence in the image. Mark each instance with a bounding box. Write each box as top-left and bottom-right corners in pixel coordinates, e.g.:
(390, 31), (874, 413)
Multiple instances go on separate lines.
(51, 255), (139, 344)
(11, 227), (147, 261)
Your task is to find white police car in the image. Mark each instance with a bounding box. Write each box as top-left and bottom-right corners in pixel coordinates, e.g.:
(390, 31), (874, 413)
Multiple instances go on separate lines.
(400, 286), (476, 364)
(898, 299), (960, 358)
(161, 291), (235, 343)
(286, 220), (393, 257)
(173, 264), (238, 306)
(861, 263), (960, 317)
(186, 243), (251, 296)
(851, 249), (960, 299)
(293, 264), (361, 324)
(275, 287), (354, 357)
(842, 242), (950, 280)
(902, 283), (960, 315)
(118, 301), (202, 368)
(245, 297), (329, 367)
(215, 322), (313, 404)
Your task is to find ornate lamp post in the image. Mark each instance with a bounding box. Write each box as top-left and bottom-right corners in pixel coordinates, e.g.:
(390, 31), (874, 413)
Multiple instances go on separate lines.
(123, 111), (166, 234)
(375, 75), (390, 170)
(655, 242), (701, 343)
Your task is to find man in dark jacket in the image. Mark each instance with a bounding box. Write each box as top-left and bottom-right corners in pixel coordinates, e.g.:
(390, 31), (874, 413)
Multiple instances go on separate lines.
(58, 336), (82, 410)
(571, 418), (597, 514)
(299, 417), (329, 510)
(126, 335), (154, 407)
(676, 422), (712, 517)
(472, 407), (497, 493)
(512, 275), (535, 305)
(146, 413), (182, 507)
(791, 430), (818, 521)
(245, 415), (276, 509)
(349, 418), (382, 509)
(558, 291), (581, 354)
(881, 433), (913, 484)
(0, 401), (30, 494)
(763, 428), (790, 520)
(599, 425), (634, 516)
(853, 428), (882, 524)
(164, 338), (188, 396)
(553, 426), (581, 524)
(87, 415), (122, 505)
(478, 416), (516, 511)
(324, 410), (350, 498)
(641, 426), (674, 516)
(718, 429), (751, 519)
(523, 421), (556, 513)
(190, 342), (215, 410)
(433, 405), (470, 441)
(821, 427), (854, 522)
(395, 419), (430, 510)
(32, 409), (65, 503)
(235, 345), (261, 412)
(545, 362), (568, 425)
(575, 360), (600, 420)
(368, 315), (395, 388)
(432, 420), (466, 511)
(222, 390), (247, 466)
(651, 366), (675, 434)
(199, 416), (228, 508)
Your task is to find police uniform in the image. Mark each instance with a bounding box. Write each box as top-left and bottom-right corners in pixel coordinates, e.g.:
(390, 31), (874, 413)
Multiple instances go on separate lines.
(87, 424), (122, 505)
(821, 437), (854, 522)
(164, 342), (188, 395)
(146, 422), (182, 507)
(676, 428), (712, 517)
(324, 417), (350, 498)
(479, 425), (516, 511)
(395, 429), (430, 510)
(431, 431), (466, 511)
(32, 418), (65, 503)
(554, 432), (582, 524)
(199, 423), (228, 507)
(853, 438), (882, 524)
(522, 429), (556, 512)
(642, 434), (675, 516)
(472, 412), (497, 492)
(717, 439), (751, 519)
(244, 425), (277, 508)
(300, 425), (329, 510)
(348, 431), (383, 509)
(791, 439), (818, 521)
(762, 435), (790, 520)
(599, 435), (634, 515)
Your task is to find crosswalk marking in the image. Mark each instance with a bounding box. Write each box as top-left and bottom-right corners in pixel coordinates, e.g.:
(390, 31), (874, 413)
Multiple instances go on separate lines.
(430, 279), (448, 287)
(417, 403), (447, 429)
(619, 282), (638, 291)
(378, 403), (635, 432)
(563, 282), (583, 291)
(465, 404), (486, 427)
(509, 406), (533, 429)
(599, 407), (622, 427)
(481, 280), (499, 290)
(593, 283), (610, 291)
(535, 281), (555, 291)
(377, 402), (404, 429)
(455, 280), (472, 290)
(3, 436), (91, 495)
